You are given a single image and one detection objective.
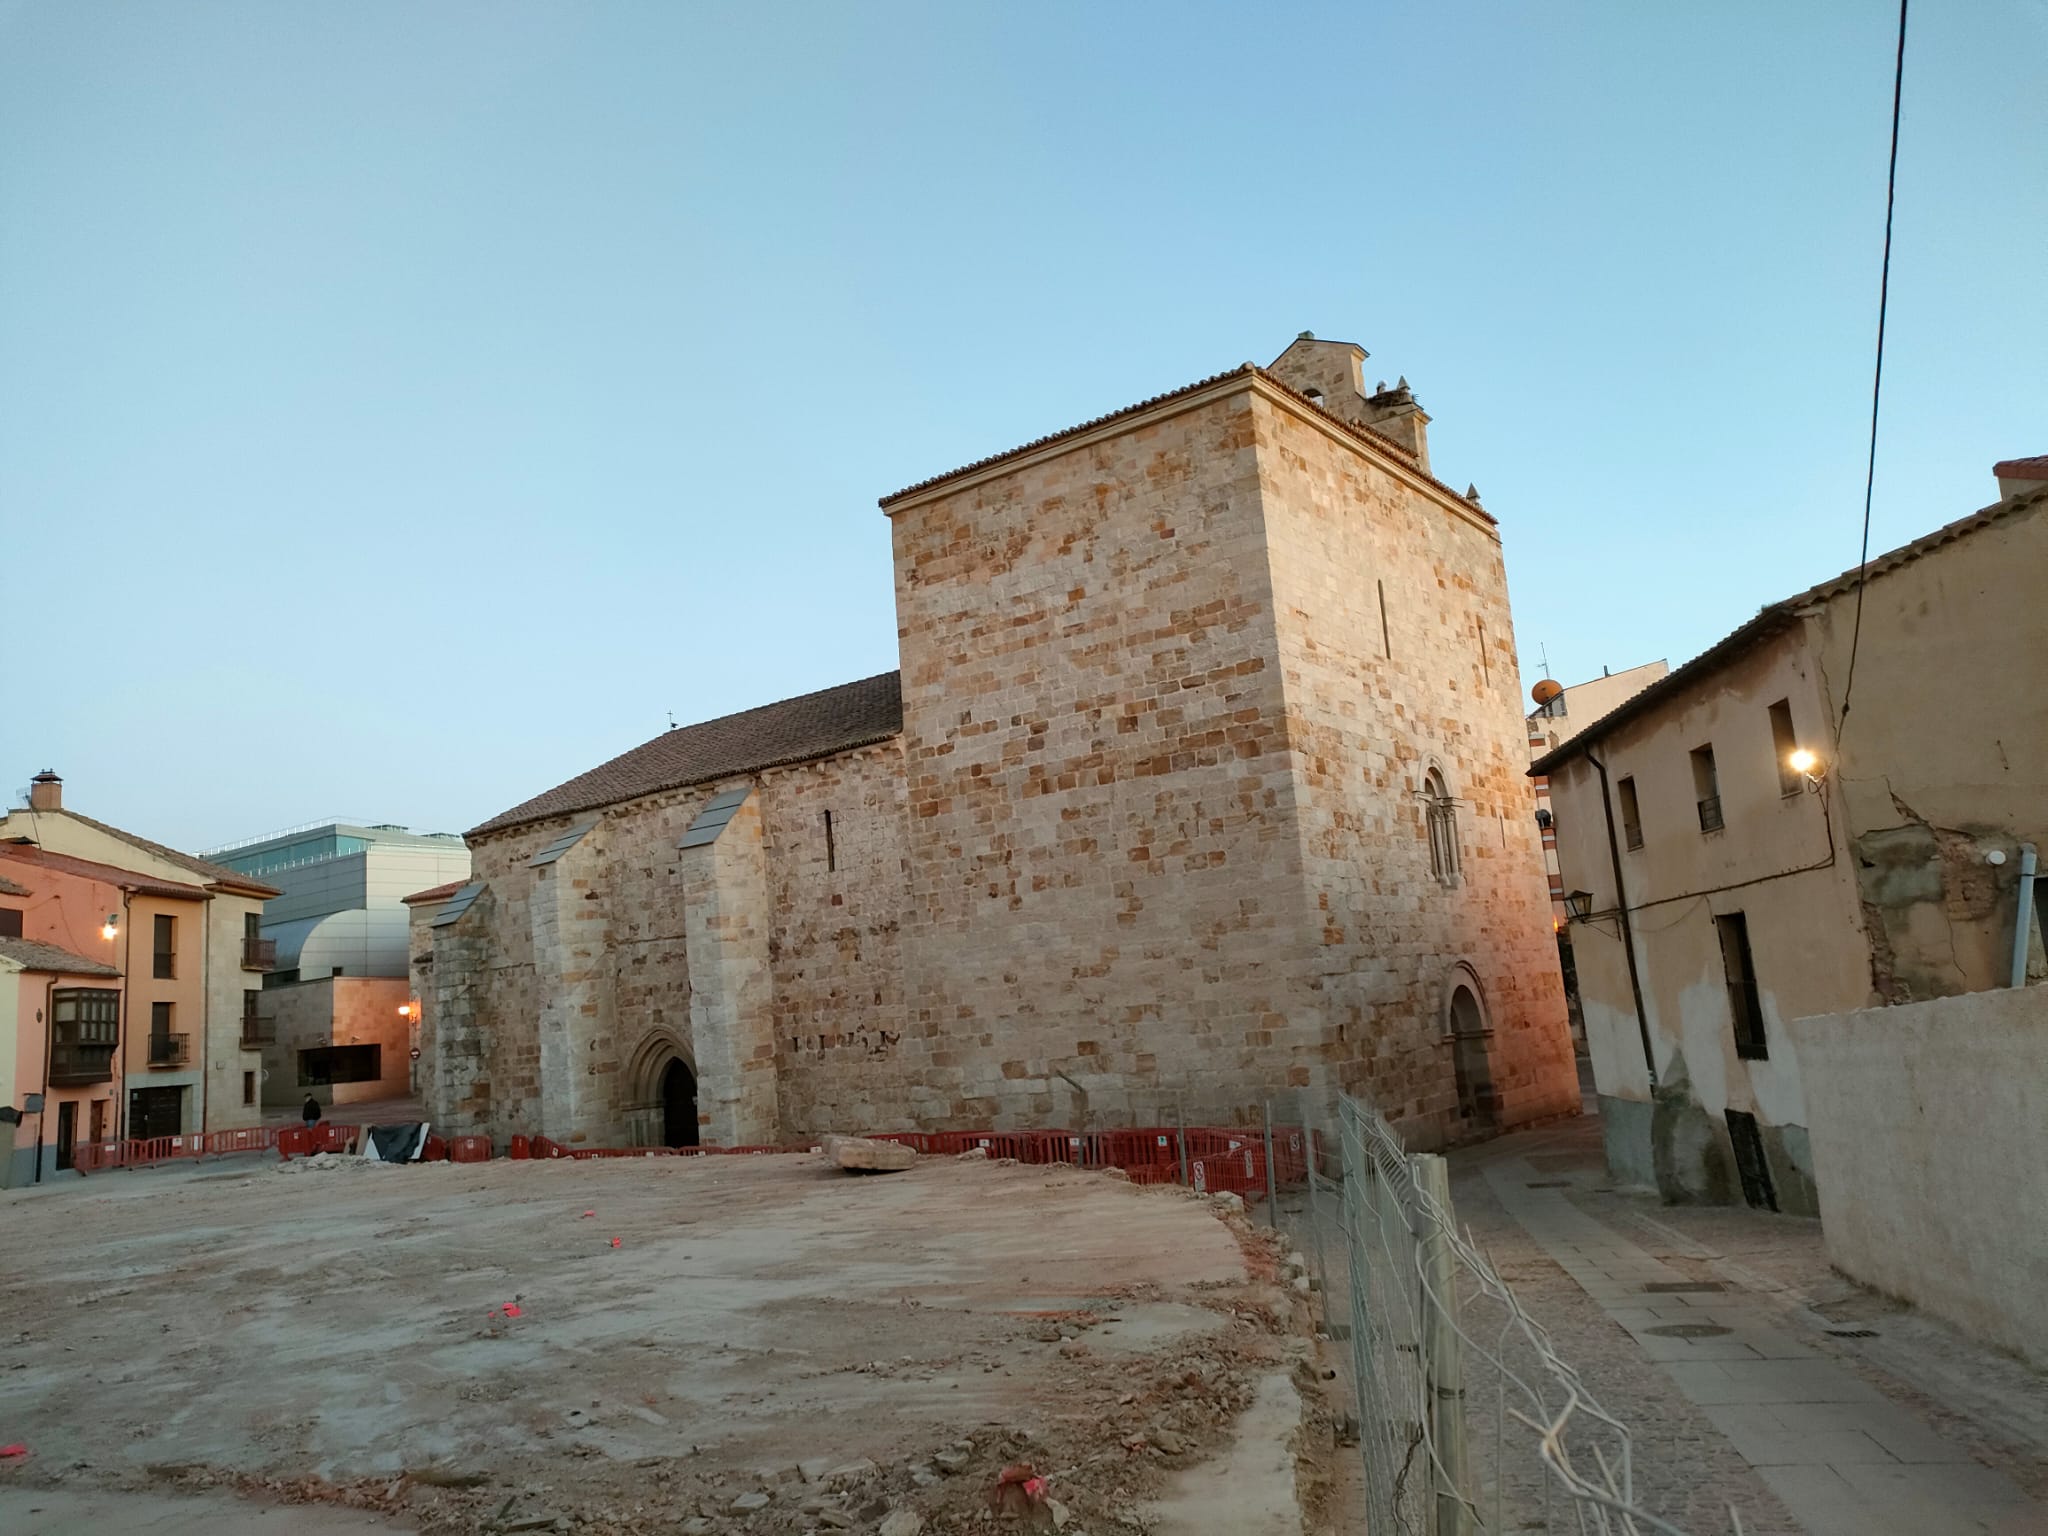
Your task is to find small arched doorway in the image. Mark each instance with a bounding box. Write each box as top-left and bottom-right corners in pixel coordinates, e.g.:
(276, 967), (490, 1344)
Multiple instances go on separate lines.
(661, 1059), (700, 1149)
(1448, 981), (1499, 1131)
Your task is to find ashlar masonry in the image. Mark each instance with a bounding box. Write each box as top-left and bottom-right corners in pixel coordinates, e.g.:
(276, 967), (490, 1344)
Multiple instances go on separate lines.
(415, 335), (1579, 1149)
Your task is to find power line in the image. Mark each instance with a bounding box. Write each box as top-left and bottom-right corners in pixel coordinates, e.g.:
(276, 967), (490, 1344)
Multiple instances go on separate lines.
(1837, 0), (1910, 734)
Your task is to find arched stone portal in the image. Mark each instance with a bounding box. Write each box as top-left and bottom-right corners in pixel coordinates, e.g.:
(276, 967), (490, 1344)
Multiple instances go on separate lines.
(1445, 967), (1499, 1131)
(661, 1059), (700, 1148)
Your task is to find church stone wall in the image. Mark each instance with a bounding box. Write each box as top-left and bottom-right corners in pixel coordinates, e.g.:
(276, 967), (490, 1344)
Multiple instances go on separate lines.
(1251, 395), (1578, 1144)
(887, 386), (1330, 1129)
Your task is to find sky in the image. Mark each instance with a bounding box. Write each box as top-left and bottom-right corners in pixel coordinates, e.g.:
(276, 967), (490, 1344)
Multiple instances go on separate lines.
(2, 2), (2043, 852)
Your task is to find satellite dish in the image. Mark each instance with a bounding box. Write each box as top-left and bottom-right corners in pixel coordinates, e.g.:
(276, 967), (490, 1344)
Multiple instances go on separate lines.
(1532, 679), (1564, 707)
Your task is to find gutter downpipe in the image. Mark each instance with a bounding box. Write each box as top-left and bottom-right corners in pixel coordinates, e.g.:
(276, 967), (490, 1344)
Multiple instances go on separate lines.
(116, 890), (133, 1144)
(2012, 844), (2039, 989)
(35, 977), (55, 1184)
(1586, 747), (1656, 1089)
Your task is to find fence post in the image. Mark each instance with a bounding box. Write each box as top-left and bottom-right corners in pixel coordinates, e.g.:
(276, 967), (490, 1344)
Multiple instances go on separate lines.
(1262, 1099), (1279, 1225)
(1415, 1153), (1470, 1536)
(1175, 1098), (1189, 1188)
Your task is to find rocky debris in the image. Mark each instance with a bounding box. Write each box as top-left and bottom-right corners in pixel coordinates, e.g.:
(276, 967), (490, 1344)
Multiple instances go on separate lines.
(1209, 1191), (1245, 1213)
(932, 1447), (971, 1474)
(498, 1515), (564, 1533)
(678, 1521), (715, 1536)
(823, 1457), (878, 1483)
(953, 1146), (989, 1161)
(796, 1456), (832, 1483)
(877, 1510), (923, 1536)
(821, 1135), (917, 1174)
(817, 1511), (855, 1530)
(727, 1489), (771, 1513)
(1150, 1428), (1186, 1456)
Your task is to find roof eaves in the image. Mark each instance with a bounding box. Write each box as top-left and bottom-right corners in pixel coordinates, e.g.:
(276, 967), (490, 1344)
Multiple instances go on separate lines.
(54, 810), (282, 896)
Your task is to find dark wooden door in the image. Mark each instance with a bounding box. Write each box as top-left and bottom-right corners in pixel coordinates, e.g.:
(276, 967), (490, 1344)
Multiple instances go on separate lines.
(55, 1101), (77, 1170)
(129, 1086), (184, 1141)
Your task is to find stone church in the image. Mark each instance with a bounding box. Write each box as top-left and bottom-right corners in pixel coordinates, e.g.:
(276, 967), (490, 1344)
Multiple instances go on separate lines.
(412, 335), (1578, 1150)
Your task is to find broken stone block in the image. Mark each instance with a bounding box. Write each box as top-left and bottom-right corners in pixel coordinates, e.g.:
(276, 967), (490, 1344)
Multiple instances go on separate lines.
(823, 1457), (878, 1483)
(821, 1135), (917, 1173)
(933, 1447), (970, 1473)
(878, 1511), (923, 1536)
(728, 1489), (771, 1513)
(797, 1457), (832, 1483)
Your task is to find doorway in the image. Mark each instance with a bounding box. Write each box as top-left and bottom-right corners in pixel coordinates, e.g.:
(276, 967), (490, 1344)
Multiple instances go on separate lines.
(55, 1101), (77, 1171)
(1449, 984), (1499, 1130)
(129, 1085), (185, 1141)
(661, 1059), (700, 1148)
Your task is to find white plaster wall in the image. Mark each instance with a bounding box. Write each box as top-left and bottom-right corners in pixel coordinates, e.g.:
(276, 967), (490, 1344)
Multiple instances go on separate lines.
(1792, 986), (2048, 1368)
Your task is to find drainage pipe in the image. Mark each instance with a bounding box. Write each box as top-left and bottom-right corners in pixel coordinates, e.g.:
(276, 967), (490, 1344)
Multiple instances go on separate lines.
(1585, 748), (1656, 1089)
(2011, 844), (2039, 989)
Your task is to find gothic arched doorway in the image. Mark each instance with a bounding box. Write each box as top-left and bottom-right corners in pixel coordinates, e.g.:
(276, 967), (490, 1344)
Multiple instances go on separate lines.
(661, 1059), (700, 1148)
(1448, 982), (1499, 1131)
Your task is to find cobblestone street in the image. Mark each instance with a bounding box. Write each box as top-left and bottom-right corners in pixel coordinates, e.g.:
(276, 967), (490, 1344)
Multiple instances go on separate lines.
(1444, 1102), (2048, 1535)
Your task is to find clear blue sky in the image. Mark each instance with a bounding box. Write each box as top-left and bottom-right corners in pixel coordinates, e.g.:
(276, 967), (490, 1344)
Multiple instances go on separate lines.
(3, 2), (2042, 851)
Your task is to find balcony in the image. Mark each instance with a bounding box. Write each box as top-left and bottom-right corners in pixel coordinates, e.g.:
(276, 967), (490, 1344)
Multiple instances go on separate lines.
(242, 936), (277, 972)
(241, 1005), (275, 1047)
(49, 1047), (115, 1086)
(147, 1032), (191, 1068)
(1696, 794), (1725, 834)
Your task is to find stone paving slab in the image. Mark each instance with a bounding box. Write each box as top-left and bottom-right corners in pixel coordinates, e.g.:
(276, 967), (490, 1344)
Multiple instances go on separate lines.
(1482, 1153), (2048, 1535)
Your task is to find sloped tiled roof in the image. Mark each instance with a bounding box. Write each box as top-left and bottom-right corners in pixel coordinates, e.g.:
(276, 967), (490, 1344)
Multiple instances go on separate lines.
(1530, 485), (2048, 775)
(0, 935), (120, 977)
(0, 844), (213, 901)
(470, 672), (903, 839)
(1993, 454), (2048, 481)
(45, 810), (281, 896)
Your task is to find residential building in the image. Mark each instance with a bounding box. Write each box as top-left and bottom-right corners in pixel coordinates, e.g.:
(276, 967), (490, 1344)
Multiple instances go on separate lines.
(1526, 662), (1670, 921)
(201, 821), (469, 1109)
(0, 772), (279, 1139)
(1530, 466), (2048, 1215)
(421, 334), (1579, 1150)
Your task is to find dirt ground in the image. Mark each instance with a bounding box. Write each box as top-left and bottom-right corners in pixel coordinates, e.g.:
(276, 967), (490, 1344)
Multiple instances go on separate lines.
(0, 1150), (1332, 1536)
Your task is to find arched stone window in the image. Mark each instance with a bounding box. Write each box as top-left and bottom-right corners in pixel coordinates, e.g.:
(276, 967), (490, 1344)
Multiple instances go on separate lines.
(1424, 767), (1462, 887)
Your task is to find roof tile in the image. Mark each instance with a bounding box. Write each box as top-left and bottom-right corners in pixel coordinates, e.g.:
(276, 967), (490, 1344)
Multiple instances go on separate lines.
(470, 672), (902, 839)
(0, 935), (120, 977)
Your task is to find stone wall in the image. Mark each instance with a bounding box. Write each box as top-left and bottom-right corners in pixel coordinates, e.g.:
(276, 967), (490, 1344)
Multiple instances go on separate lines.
(888, 385), (1322, 1129)
(261, 975), (410, 1107)
(1252, 393), (1578, 1143)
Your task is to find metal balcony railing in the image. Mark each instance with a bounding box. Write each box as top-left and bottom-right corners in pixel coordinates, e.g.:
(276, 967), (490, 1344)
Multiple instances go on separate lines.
(1697, 794), (1725, 833)
(240, 1012), (275, 1047)
(241, 937), (277, 971)
(147, 1032), (191, 1068)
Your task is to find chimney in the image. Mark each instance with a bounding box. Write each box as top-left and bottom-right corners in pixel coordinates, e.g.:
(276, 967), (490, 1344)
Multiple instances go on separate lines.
(28, 770), (62, 812)
(1993, 455), (2047, 502)
(1361, 377), (1431, 474)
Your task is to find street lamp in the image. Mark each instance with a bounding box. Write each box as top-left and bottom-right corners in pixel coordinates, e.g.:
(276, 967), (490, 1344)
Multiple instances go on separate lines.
(1562, 890), (1594, 922)
(102, 912), (119, 942)
(1788, 748), (1825, 791)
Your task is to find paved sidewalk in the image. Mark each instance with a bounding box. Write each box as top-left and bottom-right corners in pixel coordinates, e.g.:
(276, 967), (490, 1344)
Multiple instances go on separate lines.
(1473, 1129), (2048, 1536)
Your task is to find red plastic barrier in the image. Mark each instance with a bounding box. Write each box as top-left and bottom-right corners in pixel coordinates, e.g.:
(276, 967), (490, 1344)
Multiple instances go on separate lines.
(447, 1134), (492, 1164)
(509, 1134), (531, 1160)
(421, 1135), (448, 1162)
(276, 1127), (313, 1160)
(313, 1123), (358, 1154)
(206, 1126), (279, 1157)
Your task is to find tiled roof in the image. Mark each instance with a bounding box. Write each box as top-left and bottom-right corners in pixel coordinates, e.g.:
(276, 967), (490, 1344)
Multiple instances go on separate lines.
(46, 810), (281, 897)
(0, 935), (120, 977)
(401, 879), (469, 907)
(0, 873), (28, 897)
(1530, 485), (2048, 775)
(470, 672), (903, 839)
(0, 844), (213, 901)
(876, 363), (1495, 524)
(1993, 454), (2048, 480)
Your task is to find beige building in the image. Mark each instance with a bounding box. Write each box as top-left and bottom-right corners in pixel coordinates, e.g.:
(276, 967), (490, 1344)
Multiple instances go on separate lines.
(0, 773), (279, 1138)
(422, 335), (1579, 1150)
(1527, 661), (1669, 920)
(1532, 470), (2048, 1215)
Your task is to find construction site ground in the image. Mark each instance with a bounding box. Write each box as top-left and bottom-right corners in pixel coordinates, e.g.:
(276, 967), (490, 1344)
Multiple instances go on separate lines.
(0, 1148), (1331, 1536)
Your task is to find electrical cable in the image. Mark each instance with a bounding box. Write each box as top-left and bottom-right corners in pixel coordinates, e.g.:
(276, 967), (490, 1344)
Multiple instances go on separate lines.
(1837, 0), (1910, 734)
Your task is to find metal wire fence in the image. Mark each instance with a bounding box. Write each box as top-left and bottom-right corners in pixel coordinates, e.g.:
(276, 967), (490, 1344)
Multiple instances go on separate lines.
(1280, 1093), (1741, 1536)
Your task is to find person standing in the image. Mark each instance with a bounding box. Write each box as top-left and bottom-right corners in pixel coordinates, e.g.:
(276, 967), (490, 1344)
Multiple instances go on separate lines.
(301, 1095), (322, 1132)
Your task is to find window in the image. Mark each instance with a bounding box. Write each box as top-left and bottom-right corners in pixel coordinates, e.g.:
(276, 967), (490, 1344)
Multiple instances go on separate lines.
(244, 912), (261, 941)
(1716, 912), (1767, 1059)
(1476, 619), (1491, 687)
(243, 1071), (256, 1106)
(1376, 579), (1392, 659)
(50, 989), (118, 1083)
(1617, 776), (1644, 851)
(151, 1001), (172, 1036)
(0, 907), (21, 938)
(824, 809), (837, 873)
(153, 914), (176, 979)
(1769, 700), (1801, 796)
(1424, 768), (1461, 886)
(299, 1044), (382, 1086)
(1691, 745), (1722, 833)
